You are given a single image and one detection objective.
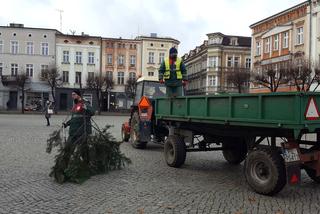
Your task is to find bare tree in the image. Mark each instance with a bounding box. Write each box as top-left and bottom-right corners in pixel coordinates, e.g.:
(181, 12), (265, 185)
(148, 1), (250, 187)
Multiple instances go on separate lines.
(86, 75), (104, 114)
(86, 74), (115, 114)
(125, 78), (137, 99)
(286, 59), (320, 92)
(254, 66), (289, 92)
(40, 66), (62, 105)
(226, 67), (250, 93)
(16, 73), (29, 114)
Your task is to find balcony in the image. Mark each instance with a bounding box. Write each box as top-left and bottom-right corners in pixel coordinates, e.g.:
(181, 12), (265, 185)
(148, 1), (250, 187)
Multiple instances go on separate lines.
(1, 75), (17, 86)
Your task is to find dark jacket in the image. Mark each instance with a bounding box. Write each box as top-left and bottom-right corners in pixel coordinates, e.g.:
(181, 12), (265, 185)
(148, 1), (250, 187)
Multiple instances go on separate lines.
(65, 99), (95, 140)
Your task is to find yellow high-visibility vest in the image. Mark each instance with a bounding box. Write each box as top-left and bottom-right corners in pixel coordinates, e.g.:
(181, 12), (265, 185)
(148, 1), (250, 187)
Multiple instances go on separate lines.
(164, 58), (182, 80)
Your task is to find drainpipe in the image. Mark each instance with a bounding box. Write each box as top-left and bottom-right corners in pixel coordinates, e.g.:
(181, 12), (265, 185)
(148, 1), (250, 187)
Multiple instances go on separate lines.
(309, 0), (312, 68)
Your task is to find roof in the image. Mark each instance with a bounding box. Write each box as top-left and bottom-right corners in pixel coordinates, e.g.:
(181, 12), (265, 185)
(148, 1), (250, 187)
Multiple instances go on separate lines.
(207, 32), (251, 47)
(0, 24), (62, 34)
(57, 33), (101, 40)
(136, 76), (159, 83)
(136, 35), (180, 44)
(249, 1), (309, 28)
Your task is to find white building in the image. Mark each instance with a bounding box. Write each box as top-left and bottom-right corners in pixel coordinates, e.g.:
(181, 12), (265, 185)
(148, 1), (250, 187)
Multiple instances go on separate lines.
(0, 23), (59, 110)
(55, 34), (101, 110)
(136, 34), (180, 80)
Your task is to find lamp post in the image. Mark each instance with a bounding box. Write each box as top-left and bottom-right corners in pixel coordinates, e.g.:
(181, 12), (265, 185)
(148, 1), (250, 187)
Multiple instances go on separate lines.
(107, 87), (111, 111)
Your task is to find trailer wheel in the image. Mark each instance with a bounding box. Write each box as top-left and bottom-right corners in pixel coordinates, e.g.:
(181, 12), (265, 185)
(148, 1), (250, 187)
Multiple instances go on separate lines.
(222, 138), (248, 164)
(244, 148), (286, 196)
(164, 135), (186, 168)
(130, 112), (147, 149)
(304, 146), (320, 183)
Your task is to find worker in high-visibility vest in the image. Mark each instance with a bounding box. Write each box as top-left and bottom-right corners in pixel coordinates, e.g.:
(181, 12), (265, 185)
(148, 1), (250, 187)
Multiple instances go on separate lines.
(159, 47), (187, 97)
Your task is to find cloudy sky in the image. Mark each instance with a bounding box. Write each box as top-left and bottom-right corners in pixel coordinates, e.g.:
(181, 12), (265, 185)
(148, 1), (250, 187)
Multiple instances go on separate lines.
(1, 0), (303, 54)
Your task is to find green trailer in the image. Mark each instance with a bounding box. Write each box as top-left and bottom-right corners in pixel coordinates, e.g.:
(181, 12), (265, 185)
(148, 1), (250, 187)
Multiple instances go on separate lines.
(151, 92), (320, 195)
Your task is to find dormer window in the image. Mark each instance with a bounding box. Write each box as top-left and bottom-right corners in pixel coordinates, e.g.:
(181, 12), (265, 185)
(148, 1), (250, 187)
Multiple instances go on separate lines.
(230, 37), (238, 46)
(208, 36), (222, 45)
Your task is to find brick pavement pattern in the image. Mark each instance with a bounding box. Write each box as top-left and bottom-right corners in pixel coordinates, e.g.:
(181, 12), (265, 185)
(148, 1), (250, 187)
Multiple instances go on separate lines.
(1, 114), (320, 214)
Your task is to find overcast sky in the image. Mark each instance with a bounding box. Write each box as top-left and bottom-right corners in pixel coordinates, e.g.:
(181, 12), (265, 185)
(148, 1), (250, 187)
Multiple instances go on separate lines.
(1, 0), (303, 54)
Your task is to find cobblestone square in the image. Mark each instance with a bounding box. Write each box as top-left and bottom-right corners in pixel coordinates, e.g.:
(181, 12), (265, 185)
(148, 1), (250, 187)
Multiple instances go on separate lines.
(1, 114), (320, 214)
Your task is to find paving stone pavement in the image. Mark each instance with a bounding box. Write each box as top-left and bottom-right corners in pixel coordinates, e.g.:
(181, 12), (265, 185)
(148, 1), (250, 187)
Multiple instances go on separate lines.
(1, 114), (320, 214)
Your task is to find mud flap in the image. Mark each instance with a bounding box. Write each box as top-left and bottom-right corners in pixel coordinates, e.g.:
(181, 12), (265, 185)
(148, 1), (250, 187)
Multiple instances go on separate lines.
(282, 148), (301, 185)
(139, 121), (151, 142)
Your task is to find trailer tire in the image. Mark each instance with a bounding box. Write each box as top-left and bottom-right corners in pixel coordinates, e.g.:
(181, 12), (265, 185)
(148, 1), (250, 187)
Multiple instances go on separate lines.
(304, 146), (320, 183)
(130, 112), (147, 149)
(164, 135), (186, 168)
(244, 148), (286, 196)
(222, 138), (248, 164)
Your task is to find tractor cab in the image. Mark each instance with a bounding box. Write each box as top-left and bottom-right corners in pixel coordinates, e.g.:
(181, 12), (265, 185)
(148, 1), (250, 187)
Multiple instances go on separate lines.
(133, 77), (166, 105)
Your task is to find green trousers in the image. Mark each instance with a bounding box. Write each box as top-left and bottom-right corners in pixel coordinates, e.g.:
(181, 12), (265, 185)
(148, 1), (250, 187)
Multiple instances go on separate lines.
(166, 86), (183, 97)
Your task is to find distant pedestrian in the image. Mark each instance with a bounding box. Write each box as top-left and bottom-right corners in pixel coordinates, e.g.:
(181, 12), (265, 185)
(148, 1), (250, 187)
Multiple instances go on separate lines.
(43, 100), (53, 126)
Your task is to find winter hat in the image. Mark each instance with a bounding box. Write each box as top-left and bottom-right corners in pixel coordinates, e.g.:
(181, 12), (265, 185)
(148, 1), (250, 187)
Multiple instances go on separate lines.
(169, 47), (178, 55)
(72, 89), (82, 97)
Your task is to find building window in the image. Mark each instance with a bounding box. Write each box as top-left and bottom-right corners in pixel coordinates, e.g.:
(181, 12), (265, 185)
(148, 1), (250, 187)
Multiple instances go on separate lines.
(106, 71), (113, 80)
(107, 54), (113, 65)
(41, 65), (48, 78)
(41, 43), (48, 55)
(283, 32), (289, 48)
(118, 43), (121, 48)
(148, 52), (154, 64)
(159, 53), (165, 64)
(130, 55), (136, 67)
(63, 51), (69, 63)
(75, 72), (81, 84)
(297, 27), (304, 45)
(129, 72), (136, 80)
(88, 52), (95, 64)
(0, 41), (3, 53)
(208, 56), (218, 68)
(11, 64), (18, 76)
(0, 63), (3, 76)
(274, 34), (279, 50)
(26, 64), (33, 77)
(75, 52), (82, 64)
(118, 55), (124, 66)
(256, 41), (261, 56)
(208, 75), (216, 86)
(245, 58), (251, 69)
(88, 72), (94, 79)
(117, 72), (124, 84)
(148, 71), (154, 76)
(265, 38), (270, 53)
(26, 42), (34, 55)
(234, 57), (240, 67)
(11, 41), (18, 54)
(62, 71), (69, 83)
(227, 57), (233, 67)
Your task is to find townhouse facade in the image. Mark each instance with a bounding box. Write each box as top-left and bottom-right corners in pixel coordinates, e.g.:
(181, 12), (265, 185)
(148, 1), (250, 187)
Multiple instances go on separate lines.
(250, 0), (320, 92)
(183, 33), (251, 95)
(136, 34), (180, 80)
(0, 23), (59, 110)
(101, 38), (141, 110)
(55, 33), (101, 110)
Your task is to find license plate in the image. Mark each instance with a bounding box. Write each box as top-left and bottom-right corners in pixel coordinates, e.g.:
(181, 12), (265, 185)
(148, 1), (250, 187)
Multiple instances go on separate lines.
(282, 148), (300, 163)
(141, 113), (147, 117)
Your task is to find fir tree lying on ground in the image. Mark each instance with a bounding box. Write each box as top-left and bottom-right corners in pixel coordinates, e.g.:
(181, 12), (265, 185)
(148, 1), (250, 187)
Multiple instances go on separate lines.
(46, 125), (131, 184)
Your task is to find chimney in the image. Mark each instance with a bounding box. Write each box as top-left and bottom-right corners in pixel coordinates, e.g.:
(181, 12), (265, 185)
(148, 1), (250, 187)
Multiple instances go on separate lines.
(150, 33), (157, 37)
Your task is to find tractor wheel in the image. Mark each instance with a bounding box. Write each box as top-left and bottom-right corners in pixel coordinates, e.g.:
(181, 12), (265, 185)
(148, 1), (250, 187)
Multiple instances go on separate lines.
(304, 146), (320, 183)
(244, 148), (286, 196)
(130, 112), (147, 149)
(164, 135), (186, 168)
(121, 126), (130, 142)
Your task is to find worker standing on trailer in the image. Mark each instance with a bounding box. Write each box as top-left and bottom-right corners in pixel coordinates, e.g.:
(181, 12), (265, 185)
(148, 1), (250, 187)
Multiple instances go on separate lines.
(158, 47), (187, 97)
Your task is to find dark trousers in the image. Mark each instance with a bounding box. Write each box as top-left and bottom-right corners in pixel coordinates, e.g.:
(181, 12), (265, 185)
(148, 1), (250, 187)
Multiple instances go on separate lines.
(46, 116), (50, 126)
